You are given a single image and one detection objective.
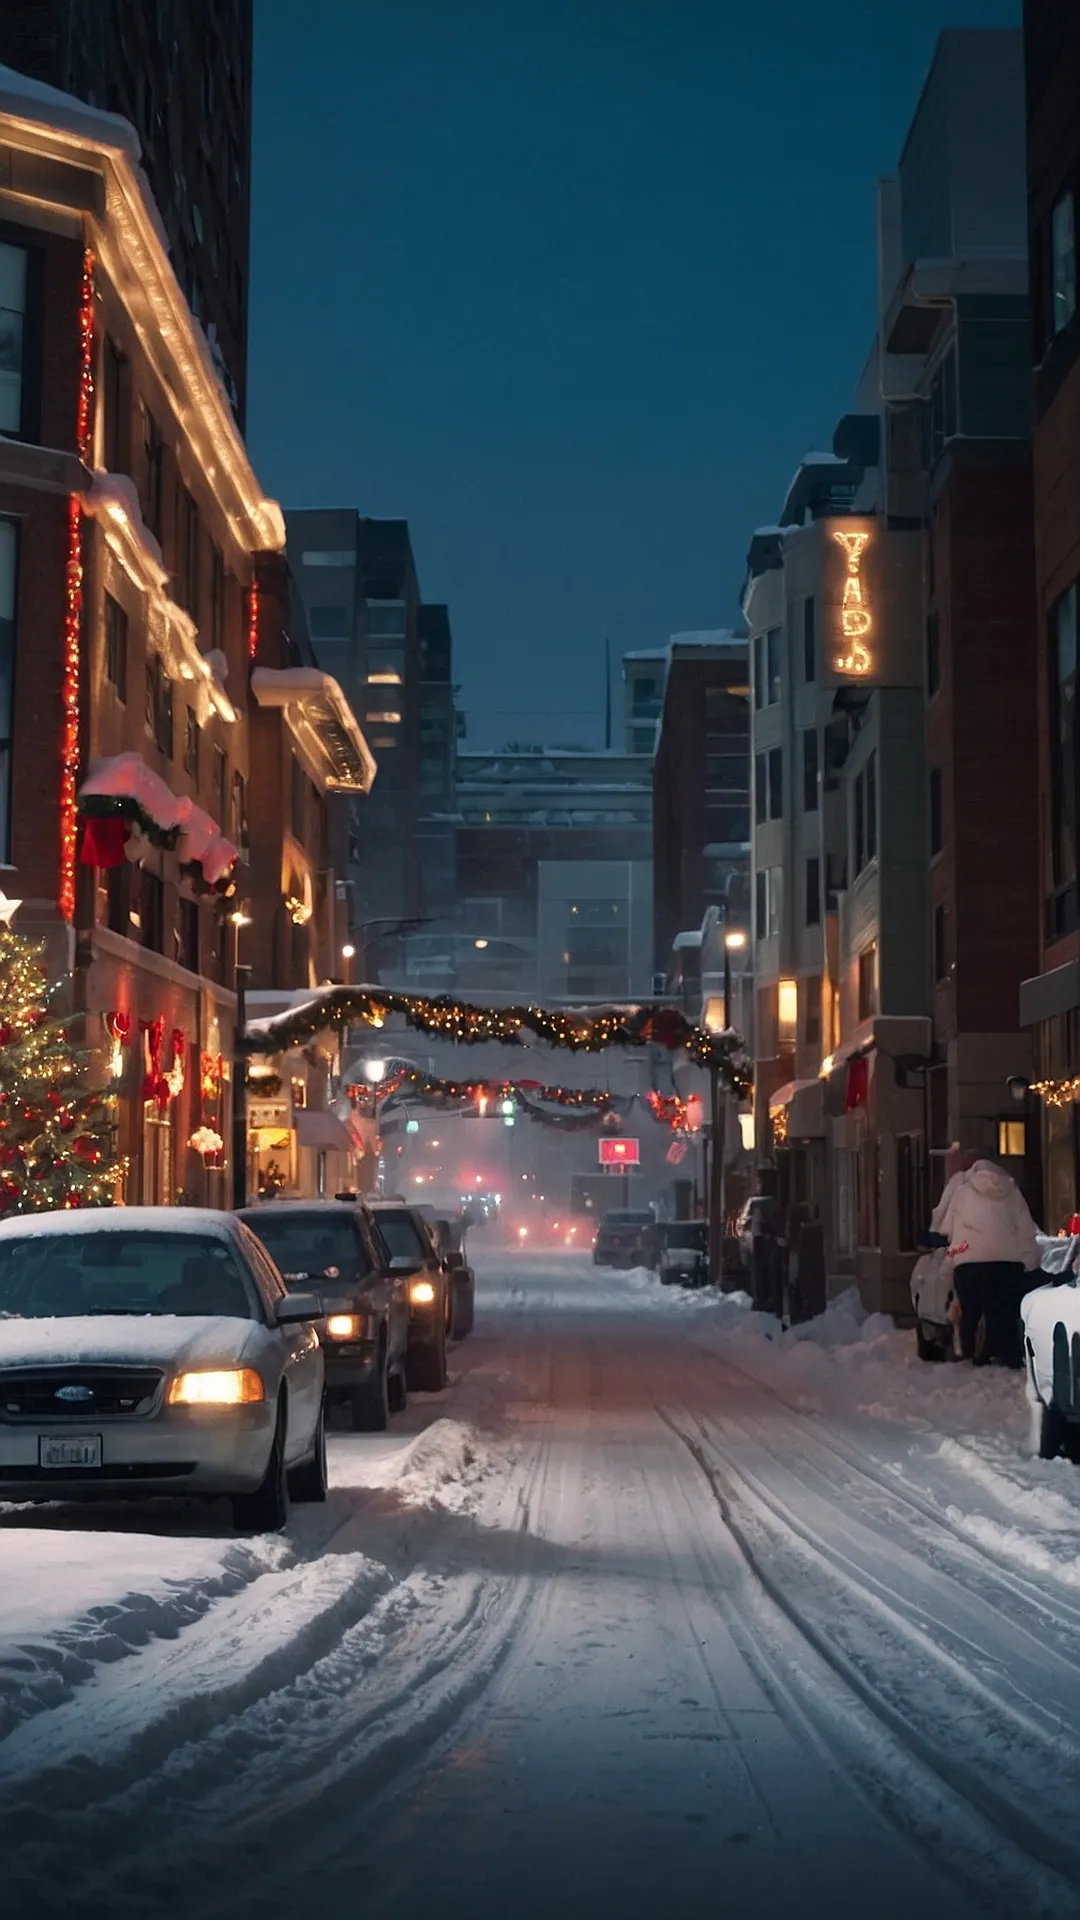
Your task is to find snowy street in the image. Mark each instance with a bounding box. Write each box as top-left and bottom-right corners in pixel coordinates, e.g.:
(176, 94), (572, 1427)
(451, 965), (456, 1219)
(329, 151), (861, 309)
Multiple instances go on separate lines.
(5, 1249), (1080, 1919)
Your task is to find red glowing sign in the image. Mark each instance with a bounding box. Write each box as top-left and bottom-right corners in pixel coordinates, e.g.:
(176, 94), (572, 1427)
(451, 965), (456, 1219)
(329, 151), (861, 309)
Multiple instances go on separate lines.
(598, 1138), (640, 1167)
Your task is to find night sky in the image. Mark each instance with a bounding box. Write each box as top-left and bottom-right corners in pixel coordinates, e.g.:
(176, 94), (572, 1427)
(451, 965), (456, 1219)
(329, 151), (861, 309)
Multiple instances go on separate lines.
(247, 0), (1020, 749)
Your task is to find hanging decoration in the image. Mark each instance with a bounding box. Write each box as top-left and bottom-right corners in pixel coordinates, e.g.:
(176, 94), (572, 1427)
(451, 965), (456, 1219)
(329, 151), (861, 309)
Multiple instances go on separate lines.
(141, 1019), (186, 1114)
(1031, 1076), (1080, 1109)
(78, 753), (238, 891)
(250, 987), (750, 1090)
(106, 1010), (133, 1081)
(188, 1125), (224, 1164)
(201, 1052), (226, 1103)
(645, 1091), (690, 1130)
(164, 1029), (186, 1098)
(347, 1069), (703, 1135)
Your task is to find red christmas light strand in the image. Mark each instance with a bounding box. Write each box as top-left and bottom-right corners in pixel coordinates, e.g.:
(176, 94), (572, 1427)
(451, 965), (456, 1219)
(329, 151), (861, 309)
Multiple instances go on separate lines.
(247, 576), (259, 661)
(59, 249), (95, 922)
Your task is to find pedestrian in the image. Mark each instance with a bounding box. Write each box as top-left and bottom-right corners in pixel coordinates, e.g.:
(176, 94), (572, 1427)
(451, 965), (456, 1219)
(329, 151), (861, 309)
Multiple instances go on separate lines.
(938, 1158), (1039, 1365)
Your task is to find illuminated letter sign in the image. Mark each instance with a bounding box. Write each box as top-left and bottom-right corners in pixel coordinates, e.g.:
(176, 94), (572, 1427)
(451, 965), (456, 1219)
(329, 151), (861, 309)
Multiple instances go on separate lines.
(599, 1138), (640, 1166)
(832, 529), (873, 675)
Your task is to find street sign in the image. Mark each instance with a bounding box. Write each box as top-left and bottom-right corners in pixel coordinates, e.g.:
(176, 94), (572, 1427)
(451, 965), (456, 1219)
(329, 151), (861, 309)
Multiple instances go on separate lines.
(598, 1138), (639, 1167)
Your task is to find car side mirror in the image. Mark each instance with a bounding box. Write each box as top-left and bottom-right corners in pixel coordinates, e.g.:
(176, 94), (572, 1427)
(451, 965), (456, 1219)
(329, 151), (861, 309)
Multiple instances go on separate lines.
(275, 1291), (322, 1325)
(388, 1255), (419, 1277)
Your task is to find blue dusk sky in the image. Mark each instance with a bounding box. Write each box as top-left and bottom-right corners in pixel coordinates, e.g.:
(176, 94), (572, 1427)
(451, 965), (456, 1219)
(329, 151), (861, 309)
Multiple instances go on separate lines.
(247, 0), (1021, 748)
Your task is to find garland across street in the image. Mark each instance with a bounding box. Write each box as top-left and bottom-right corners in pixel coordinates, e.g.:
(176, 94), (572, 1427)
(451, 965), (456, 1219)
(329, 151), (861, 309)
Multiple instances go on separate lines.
(246, 987), (750, 1093)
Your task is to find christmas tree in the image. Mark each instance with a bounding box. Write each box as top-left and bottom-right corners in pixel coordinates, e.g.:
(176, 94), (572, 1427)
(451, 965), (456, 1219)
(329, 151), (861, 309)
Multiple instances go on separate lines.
(0, 925), (120, 1212)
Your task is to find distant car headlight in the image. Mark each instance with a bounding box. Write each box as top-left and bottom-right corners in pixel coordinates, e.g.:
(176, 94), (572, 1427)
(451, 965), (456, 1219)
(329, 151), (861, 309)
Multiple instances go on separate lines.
(167, 1368), (265, 1407)
(325, 1312), (364, 1340)
(410, 1279), (437, 1306)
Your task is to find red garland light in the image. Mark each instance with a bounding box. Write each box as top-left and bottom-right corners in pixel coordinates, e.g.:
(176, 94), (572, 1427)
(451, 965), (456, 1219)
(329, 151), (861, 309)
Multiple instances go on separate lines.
(59, 248), (95, 923)
(247, 576), (259, 661)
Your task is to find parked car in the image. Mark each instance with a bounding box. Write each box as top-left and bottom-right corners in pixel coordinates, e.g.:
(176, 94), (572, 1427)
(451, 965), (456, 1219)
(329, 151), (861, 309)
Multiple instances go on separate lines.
(417, 1208), (475, 1340)
(0, 1208), (326, 1532)
(237, 1199), (409, 1431)
(592, 1209), (659, 1270)
(1023, 1234), (1080, 1459)
(657, 1220), (709, 1288)
(368, 1200), (450, 1391)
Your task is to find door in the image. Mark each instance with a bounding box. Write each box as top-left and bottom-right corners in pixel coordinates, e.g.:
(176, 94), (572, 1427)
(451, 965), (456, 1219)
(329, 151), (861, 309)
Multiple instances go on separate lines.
(242, 1230), (322, 1461)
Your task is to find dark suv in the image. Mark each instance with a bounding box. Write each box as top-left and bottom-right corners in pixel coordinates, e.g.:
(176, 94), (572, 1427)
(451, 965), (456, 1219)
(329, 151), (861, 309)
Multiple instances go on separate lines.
(368, 1201), (450, 1392)
(592, 1209), (659, 1269)
(237, 1200), (409, 1431)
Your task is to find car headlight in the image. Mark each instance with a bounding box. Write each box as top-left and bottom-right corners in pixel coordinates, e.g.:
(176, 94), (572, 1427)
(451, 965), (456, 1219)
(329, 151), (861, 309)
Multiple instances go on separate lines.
(410, 1279), (437, 1306)
(167, 1368), (265, 1407)
(325, 1312), (364, 1340)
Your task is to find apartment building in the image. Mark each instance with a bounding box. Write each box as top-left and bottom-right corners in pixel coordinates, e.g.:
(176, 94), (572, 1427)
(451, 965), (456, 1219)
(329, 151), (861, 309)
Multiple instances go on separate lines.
(1020, 0), (1080, 1229)
(652, 631), (750, 974)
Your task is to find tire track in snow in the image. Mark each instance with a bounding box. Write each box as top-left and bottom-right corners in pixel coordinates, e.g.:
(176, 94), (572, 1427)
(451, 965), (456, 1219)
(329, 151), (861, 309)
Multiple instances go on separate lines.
(656, 1403), (1080, 1911)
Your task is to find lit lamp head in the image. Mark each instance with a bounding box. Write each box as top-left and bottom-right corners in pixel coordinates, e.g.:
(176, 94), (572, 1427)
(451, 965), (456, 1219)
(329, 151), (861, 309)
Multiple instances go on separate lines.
(724, 930), (747, 952)
(341, 943), (356, 961)
(364, 1058), (387, 1086)
(229, 908), (252, 929)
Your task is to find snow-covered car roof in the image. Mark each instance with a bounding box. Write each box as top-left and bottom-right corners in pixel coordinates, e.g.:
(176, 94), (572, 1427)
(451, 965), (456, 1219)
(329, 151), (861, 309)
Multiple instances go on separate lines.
(0, 1207), (243, 1241)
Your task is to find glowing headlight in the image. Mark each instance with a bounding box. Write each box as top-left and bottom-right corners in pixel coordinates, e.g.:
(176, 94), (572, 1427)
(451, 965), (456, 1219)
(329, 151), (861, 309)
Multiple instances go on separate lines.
(167, 1368), (264, 1407)
(410, 1279), (437, 1306)
(325, 1312), (362, 1340)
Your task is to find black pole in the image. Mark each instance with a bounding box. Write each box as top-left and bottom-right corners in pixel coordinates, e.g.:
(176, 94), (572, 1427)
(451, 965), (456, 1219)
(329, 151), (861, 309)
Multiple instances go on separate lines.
(233, 963), (250, 1209)
(708, 1060), (725, 1285)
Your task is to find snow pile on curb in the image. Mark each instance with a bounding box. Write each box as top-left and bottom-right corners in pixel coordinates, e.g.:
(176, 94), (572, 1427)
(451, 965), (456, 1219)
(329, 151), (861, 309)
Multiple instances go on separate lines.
(394, 1418), (502, 1515)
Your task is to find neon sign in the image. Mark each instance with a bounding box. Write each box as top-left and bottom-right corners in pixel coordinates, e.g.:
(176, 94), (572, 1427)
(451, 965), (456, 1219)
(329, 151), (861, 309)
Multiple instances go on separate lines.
(833, 529), (873, 675)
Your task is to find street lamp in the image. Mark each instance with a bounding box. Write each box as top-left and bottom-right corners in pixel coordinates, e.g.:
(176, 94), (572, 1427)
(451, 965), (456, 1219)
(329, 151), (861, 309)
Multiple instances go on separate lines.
(341, 941), (356, 987)
(364, 1058), (388, 1195)
(723, 928), (747, 1030)
(228, 904), (252, 1212)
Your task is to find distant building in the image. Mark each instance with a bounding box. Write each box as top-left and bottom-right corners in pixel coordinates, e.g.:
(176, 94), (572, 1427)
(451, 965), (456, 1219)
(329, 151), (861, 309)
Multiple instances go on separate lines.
(652, 632), (750, 979)
(1020, 0), (1080, 1228)
(0, 0), (253, 422)
(621, 651), (666, 755)
(286, 512), (426, 959)
(447, 749), (653, 999)
(416, 604), (461, 926)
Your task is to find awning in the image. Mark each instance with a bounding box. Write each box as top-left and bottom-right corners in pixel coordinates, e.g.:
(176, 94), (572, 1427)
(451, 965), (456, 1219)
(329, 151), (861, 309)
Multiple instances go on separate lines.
(768, 1078), (825, 1139)
(294, 1110), (354, 1153)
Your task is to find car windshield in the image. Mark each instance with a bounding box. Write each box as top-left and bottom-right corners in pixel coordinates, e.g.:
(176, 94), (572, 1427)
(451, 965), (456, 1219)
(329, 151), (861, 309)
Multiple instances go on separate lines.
(374, 1212), (428, 1263)
(241, 1212), (372, 1284)
(0, 1231), (257, 1320)
(601, 1212), (654, 1229)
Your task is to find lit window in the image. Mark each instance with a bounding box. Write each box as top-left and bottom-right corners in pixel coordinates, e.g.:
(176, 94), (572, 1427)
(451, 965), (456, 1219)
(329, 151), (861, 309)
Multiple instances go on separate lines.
(777, 978), (798, 1035)
(1052, 190), (1077, 337)
(997, 1119), (1026, 1159)
(366, 671), (402, 684)
(365, 710), (401, 724)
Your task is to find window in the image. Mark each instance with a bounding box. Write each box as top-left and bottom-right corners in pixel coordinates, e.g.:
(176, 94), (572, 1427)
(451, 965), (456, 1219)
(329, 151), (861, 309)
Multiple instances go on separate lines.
(102, 336), (125, 473)
(929, 766), (943, 856)
(0, 519), (16, 862)
(300, 550), (354, 567)
(309, 605), (350, 639)
(857, 942), (877, 1021)
(754, 753), (766, 825)
(366, 600), (406, 639)
(854, 771), (865, 875)
(767, 866), (782, 937)
(805, 856), (821, 927)
(803, 596), (816, 681)
(1052, 190), (1077, 337)
(926, 608), (940, 698)
(184, 707), (200, 779)
(140, 869), (165, 954)
(210, 545), (224, 652)
(804, 974), (821, 1046)
(1051, 584), (1078, 890)
(177, 897), (199, 973)
(105, 860), (131, 937)
(105, 593), (127, 698)
(144, 652), (173, 756)
(755, 868), (767, 940)
(766, 628), (782, 704)
(141, 408), (163, 539)
(290, 754), (304, 842)
(175, 486), (200, 617)
(802, 729), (819, 811)
(934, 902), (947, 983)
(866, 750), (877, 862)
(213, 746), (227, 824)
(753, 634), (764, 711)
(0, 240), (28, 435)
(768, 746), (782, 818)
(997, 1119), (1026, 1159)
(230, 771), (246, 845)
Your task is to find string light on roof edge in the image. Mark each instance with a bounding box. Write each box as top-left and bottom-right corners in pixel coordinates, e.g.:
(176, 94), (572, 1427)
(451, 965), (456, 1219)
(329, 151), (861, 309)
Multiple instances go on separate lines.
(59, 248), (96, 923)
(247, 577), (259, 661)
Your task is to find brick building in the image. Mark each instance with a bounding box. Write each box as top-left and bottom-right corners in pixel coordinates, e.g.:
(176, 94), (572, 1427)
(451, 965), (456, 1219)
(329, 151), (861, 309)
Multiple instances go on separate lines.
(0, 71), (363, 1205)
(0, 0), (252, 420)
(1020, 1), (1080, 1227)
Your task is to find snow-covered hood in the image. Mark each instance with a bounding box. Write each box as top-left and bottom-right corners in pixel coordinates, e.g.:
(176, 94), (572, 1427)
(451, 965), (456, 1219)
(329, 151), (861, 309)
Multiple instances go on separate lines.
(0, 1315), (256, 1371)
(966, 1161), (1015, 1201)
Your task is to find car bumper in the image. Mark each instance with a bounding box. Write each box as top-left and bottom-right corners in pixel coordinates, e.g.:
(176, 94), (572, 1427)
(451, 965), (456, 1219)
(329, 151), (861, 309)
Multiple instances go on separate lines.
(0, 1403), (277, 1502)
(407, 1303), (443, 1346)
(322, 1337), (379, 1397)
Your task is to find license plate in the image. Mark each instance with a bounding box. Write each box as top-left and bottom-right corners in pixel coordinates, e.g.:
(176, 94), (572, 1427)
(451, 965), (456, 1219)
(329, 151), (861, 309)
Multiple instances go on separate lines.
(39, 1433), (102, 1469)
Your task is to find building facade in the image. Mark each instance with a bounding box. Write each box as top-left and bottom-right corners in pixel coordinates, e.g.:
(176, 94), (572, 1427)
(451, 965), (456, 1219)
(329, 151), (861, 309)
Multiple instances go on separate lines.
(0, 3), (252, 420)
(1020, 0), (1080, 1230)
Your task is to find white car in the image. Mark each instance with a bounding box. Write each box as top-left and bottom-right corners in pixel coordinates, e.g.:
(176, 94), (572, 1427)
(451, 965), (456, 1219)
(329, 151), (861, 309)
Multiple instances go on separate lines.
(0, 1208), (326, 1531)
(1022, 1234), (1080, 1461)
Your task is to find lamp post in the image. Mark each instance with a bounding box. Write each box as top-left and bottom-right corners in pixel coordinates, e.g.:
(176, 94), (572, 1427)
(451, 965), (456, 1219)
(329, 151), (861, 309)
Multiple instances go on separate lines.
(353, 916), (433, 985)
(706, 928), (747, 1287)
(229, 909), (252, 1210)
(365, 1056), (387, 1194)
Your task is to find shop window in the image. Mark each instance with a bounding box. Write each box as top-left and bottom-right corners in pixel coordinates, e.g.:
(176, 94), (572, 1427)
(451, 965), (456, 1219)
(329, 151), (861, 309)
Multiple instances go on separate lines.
(997, 1119), (1026, 1160)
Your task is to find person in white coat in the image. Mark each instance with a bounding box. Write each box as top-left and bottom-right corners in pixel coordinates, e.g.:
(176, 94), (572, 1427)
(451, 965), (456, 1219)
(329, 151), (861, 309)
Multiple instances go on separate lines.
(938, 1158), (1039, 1364)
